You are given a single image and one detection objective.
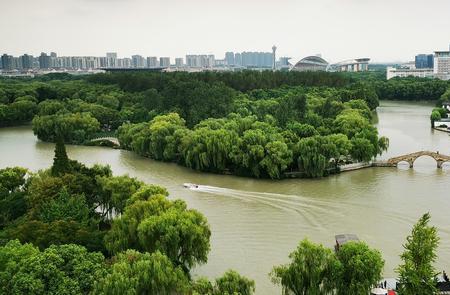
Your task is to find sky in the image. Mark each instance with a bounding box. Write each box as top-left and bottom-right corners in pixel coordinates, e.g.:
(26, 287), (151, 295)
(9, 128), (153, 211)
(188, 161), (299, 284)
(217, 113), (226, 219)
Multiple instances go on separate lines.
(1, 0), (450, 63)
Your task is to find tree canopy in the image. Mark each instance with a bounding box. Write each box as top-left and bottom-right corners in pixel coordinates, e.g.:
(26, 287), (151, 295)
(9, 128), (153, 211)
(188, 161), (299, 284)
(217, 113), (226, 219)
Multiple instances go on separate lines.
(397, 213), (440, 295)
(271, 239), (340, 295)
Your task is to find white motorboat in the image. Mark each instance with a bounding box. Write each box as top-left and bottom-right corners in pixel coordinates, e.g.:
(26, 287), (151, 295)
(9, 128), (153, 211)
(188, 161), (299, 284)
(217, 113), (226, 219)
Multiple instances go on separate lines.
(183, 183), (199, 189)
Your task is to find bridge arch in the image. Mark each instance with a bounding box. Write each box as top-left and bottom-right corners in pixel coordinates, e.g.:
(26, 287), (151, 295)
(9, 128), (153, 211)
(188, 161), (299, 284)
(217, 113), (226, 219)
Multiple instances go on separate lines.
(387, 151), (450, 169)
(89, 136), (120, 147)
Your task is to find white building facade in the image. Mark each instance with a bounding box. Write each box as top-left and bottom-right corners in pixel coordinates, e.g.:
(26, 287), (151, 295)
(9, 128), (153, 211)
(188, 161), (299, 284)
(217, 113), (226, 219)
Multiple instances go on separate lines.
(434, 51), (450, 80)
(386, 67), (434, 80)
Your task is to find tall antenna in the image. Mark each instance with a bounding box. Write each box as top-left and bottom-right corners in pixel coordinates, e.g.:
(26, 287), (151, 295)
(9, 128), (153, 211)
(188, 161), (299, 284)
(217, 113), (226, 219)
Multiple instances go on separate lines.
(272, 45), (277, 70)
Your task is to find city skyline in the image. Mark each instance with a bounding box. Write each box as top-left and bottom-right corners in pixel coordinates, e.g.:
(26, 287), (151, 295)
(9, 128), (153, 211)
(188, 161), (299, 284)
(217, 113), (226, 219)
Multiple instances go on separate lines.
(0, 50), (285, 70)
(1, 0), (450, 63)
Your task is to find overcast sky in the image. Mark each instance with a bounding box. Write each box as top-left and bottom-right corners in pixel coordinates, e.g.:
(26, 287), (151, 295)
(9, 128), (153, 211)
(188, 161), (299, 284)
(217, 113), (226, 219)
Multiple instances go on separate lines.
(1, 0), (450, 63)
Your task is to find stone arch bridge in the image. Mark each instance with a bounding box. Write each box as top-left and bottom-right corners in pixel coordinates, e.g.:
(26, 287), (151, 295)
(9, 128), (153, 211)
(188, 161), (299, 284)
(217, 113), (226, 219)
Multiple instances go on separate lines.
(89, 137), (120, 147)
(386, 151), (450, 168)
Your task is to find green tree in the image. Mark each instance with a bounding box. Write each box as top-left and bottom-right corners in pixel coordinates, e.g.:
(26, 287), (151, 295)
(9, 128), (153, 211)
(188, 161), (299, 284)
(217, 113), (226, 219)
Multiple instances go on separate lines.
(396, 213), (440, 295)
(0, 240), (106, 295)
(296, 137), (329, 178)
(36, 188), (91, 225)
(37, 99), (66, 116)
(271, 239), (340, 295)
(0, 167), (28, 228)
(215, 270), (255, 295)
(336, 241), (384, 295)
(51, 137), (71, 176)
(430, 110), (441, 128)
(192, 277), (214, 295)
(0, 167), (28, 192)
(93, 250), (189, 295)
(260, 141), (292, 179)
(105, 195), (211, 274)
(4, 220), (106, 253)
(96, 175), (143, 216)
(32, 112), (100, 144)
(350, 137), (375, 162)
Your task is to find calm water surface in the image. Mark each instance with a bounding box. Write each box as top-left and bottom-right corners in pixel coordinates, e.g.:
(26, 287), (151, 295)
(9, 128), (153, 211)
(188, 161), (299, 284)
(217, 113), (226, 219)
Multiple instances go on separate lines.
(0, 101), (449, 294)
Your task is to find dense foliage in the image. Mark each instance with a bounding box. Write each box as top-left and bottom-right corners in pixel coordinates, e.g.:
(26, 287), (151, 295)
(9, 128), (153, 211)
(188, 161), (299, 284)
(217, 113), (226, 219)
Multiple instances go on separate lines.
(336, 241), (385, 295)
(0, 143), (221, 294)
(397, 213), (440, 295)
(271, 239), (384, 295)
(271, 239), (340, 294)
(0, 240), (106, 295)
(373, 77), (449, 101)
(93, 250), (189, 295)
(12, 71), (449, 178)
(117, 92), (387, 178)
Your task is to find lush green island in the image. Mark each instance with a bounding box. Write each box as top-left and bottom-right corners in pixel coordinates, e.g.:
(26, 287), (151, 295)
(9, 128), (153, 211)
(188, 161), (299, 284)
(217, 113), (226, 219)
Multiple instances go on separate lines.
(0, 141), (443, 294)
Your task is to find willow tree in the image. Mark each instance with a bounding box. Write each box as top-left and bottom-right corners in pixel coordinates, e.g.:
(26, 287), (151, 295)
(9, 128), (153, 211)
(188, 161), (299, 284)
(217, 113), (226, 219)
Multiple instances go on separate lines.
(215, 270), (256, 295)
(296, 137), (329, 177)
(93, 250), (188, 295)
(104, 195), (211, 275)
(397, 213), (440, 295)
(271, 239), (340, 295)
(336, 241), (384, 295)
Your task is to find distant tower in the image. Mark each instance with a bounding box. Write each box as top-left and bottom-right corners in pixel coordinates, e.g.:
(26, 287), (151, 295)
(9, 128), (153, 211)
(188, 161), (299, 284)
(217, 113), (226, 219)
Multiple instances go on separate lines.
(272, 45), (277, 70)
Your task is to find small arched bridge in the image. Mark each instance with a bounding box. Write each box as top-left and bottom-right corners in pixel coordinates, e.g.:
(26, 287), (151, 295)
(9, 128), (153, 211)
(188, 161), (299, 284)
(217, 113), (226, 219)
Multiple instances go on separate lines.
(386, 151), (450, 168)
(89, 137), (120, 147)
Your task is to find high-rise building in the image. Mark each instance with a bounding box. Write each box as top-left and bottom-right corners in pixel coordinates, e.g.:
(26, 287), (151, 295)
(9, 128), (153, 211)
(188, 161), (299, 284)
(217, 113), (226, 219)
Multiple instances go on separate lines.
(39, 52), (51, 69)
(160, 57), (170, 67)
(131, 55), (145, 68)
(1, 54), (14, 70)
(186, 55), (199, 67)
(175, 58), (184, 67)
(206, 55), (215, 68)
(278, 57), (291, 70)
(106, 52), (118, 68)
(240, 52), (273, 68)
(225, 52), (235, 66)
(20, 54), (34, 69)
(106, 52), (117, 59)
(434, 50), (450, 80)
(234, 53), (242, 66)
(99, 57), (107, 68)
(147, 56), (158, 68)
(415, 54), (434, 69)
(118, 58), (132, 68)
(185, 55), (214, 68)
(12, 57), (22, 70)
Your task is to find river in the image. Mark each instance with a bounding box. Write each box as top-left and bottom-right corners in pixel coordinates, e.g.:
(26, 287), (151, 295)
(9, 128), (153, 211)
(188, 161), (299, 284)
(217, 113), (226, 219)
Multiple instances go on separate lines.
(0, 101), (449, 294)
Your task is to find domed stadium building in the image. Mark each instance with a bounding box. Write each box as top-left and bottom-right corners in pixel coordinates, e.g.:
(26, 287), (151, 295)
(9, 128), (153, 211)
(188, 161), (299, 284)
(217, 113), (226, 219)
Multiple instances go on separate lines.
(291, 56), (329, 72)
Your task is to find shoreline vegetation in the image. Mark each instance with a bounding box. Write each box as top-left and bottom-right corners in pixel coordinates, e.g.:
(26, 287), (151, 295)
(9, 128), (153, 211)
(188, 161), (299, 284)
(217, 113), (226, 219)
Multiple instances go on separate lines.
(0, 71), (448, 179)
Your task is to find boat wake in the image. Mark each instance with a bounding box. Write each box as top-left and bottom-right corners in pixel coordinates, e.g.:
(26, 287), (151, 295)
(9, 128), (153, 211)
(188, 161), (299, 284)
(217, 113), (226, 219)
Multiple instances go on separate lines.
(184, 184), (346, 229)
